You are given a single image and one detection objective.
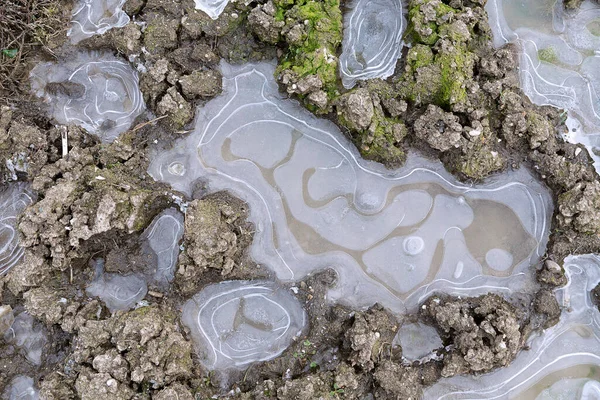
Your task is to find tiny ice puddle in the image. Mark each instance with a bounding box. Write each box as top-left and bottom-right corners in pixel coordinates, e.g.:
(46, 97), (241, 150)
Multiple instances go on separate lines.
(424, 254), (600, 399)
(194, 0), (231, 19)
(68, 0), (130, 44)
(486, 0), (600, 173)
(182, 280), (306, 370)
(149, 61), (553, 315)
(0, 183), (35, 277)
(339, 0), (405, 89)
(30, 51), (145, 143)
(4, 375), (39, 400)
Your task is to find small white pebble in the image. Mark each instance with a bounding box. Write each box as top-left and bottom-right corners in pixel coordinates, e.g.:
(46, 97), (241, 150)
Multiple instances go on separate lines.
(575, 148), (582, 156)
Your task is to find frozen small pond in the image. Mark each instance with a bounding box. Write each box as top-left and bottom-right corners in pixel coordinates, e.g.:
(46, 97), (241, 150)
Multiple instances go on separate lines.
(68, 0), (129, 44)
(487, 0), (600, 172)
(150, 61), (553, 314)
(0, 183), (35, 277)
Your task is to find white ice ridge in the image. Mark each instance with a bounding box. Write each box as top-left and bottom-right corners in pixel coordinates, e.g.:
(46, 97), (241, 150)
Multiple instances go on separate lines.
(424, 253), (600, 399)
(149, 61), (553, 314)
(140, 208), (184, 287)
(181, 280), (306, 370)
(68, 0), (130, 44)
(0, 183), (35, 277)
(30, 52), (145, 143)
(339, 0), (405, 89)
(194, 0), (230, 20)
(486, 0), (600, 172)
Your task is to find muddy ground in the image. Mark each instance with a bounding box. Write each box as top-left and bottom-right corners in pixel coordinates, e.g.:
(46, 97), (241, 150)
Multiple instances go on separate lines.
(0, 0), (597, 398)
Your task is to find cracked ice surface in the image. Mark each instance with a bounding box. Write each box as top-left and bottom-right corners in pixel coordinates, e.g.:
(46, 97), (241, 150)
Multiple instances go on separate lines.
(149, 61), (552, 314)
(30, 52), (145, 142)
(486, 0), (600, 172)
(339, 0), (405, 89)
(181, 280), (306, 370)
(86, 259), (147, 312)
(194, 0), (230, 19)
(0, 183), (35, 277)
(424, 254), (600, 399)
(4, 376), (39, 400)
(140, 208), (184, 287)
(68, 0), (130, 44)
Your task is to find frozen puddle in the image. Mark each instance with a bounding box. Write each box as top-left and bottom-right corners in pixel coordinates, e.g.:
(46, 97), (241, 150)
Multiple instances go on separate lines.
(86, 258), (147, 312)
(150, 62), (553, 314)
(0, 183), (35, 276)
(68, 0), (130, 44)
(140, 208), (184, 287)
(487, 0), (600, 172)
(4, 375), (39, 400)
(194, 0), (230, 20)
(424, 254), (600, 399)
(339, 0), (405, 88)
(30, 52), (145, 142)
(182, 280), (306, 370)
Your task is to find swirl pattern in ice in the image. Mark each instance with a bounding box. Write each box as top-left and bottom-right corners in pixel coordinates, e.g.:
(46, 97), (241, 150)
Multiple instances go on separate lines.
(486, 0), (600, 172)
(140, 208), (184, 287)
(181, 280), (306, 370)
(339, 0), (405, 89)
(4, 376), (39, 400)
(30, 52), (145, 143)
(149, 62), (552, 314)
(0, 183), (35, 276)
(68, 0), (130, 44)
(424, 254), (600, 399)
(194, 0), (230, 20)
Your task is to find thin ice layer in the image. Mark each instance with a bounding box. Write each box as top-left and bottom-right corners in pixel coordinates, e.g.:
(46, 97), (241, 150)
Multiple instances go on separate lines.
(140, 208), (184, 286)
(68, 0), (130, 44)
(4, 376), (39, 400)
(30, 52), (145, 142)
(4, 312), (47, 366)
(194, 0), (230, 19)
(424, 254), (600, 399)
(393, 322), (443, 361)
(181, 280), (306, 370)
(86, 259), (147, 312)
(486, 0), (600, 172)
(0, 183), (35, 276)
(339, 0), (405, 89)
(149, 61), (552, 314)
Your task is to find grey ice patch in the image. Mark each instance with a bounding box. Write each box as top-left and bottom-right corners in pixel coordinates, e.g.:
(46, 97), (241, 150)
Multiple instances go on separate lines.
(68, 0), (130, 44)
(86, 259), (148, 312)
(4, 312), (47, 366)
(424, 254), (600, 399)
(0, 183), (35, 276)
(4, 376), (39, 400)
(182, 280), (306, 370)
(535, 378), (600, 400)
(30, 52), (145, 142)
(339, 0), (405, 89)
(486, 0), (600, 173)
(141, 208), (184, 286)
(148, 61), (552, 314)
(194, 0), (230, 19)
(394, 322), (443, 361)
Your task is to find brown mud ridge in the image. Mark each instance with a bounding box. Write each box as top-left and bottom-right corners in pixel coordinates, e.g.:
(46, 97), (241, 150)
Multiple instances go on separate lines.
(0, 0), (598, 398)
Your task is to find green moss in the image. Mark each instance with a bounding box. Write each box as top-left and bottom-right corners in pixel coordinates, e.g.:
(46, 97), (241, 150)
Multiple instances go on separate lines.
(436, 44), (473, 108)
(407, 44), (434, 69)
(407, 0), (456, 45)
(453, 142), (504, 180)
(274, 0), (342, 100)
(538, 46), (558, 64)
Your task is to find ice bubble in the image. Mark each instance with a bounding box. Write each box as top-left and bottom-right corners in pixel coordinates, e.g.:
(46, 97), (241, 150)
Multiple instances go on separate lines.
(181, 280), (306, 370)
(140, 208), (184, 286)
(4, 312), (47, 366)
(194, 0), (230, 20)
(68, 0), (130, 44)
(339, 0), (405, 89)
(4, 376), (38, 400)
(0, 183), (35, 276)
(30, 52), (145, 142)
(424, 253), (600, 399)
(149, 61), (552, 314)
